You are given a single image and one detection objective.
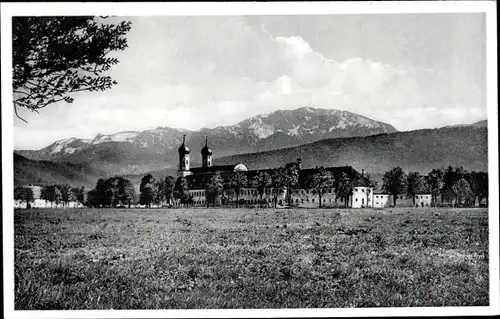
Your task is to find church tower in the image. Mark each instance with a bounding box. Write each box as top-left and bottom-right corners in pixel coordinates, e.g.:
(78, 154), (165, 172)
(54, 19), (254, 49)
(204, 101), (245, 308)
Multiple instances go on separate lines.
(201, 135), (213, 169)
(178, 134), (192, 177)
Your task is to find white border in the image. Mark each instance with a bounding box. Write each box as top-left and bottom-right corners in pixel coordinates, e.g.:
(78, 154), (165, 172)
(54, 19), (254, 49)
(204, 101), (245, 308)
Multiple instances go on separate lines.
(2, 2), (498, 318)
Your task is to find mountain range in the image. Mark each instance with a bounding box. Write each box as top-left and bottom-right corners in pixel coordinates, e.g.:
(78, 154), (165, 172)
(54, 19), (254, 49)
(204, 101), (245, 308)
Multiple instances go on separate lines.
(14, 107), (487, 187)
(215, 125), (488, 174)
(16, 107), (397, 176)
(14, 153), (105, 188)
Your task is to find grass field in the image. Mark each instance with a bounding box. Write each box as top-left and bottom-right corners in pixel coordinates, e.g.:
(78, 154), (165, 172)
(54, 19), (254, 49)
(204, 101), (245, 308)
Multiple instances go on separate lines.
(14, 207), (489, 309)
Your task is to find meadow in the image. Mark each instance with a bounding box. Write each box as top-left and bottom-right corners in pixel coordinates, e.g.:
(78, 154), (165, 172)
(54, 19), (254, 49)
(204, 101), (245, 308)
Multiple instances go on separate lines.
(14, 207), (489, 309)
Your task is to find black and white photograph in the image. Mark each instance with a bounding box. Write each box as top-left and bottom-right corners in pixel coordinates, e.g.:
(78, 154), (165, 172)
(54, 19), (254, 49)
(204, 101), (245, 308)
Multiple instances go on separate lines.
(2, 1), (498, 318)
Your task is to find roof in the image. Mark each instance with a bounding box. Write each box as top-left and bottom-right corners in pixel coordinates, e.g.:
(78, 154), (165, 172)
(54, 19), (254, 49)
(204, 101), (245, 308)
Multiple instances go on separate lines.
(190, 164), (236, 174)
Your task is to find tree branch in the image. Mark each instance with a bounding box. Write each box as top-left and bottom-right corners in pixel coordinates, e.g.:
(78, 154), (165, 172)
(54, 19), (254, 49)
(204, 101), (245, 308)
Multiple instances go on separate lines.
(14, 104), (28, 123)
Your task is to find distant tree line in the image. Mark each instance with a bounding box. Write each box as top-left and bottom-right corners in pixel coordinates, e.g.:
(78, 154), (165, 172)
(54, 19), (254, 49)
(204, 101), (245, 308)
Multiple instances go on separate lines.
(13, 184), (86, 208)
(86, 176), (135, 208)
(14, 165), (488, 209)
(382, 166), (488, 207)
(40, 185), (86, 207)
(14, 186), (35, 207)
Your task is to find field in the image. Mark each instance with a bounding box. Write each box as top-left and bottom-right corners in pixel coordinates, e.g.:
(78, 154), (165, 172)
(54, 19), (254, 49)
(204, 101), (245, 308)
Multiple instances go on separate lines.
(14, 207), (489, 309)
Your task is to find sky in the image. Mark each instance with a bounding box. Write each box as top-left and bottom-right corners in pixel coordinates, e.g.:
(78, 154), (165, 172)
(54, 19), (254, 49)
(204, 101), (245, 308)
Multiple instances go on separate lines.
(14, 13), (487, 150)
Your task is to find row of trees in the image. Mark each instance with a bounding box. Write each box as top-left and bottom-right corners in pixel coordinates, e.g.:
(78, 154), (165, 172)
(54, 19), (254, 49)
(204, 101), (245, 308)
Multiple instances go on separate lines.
(196, 165), (363, 208)
(41, 185), (86, 207)
(86, 177), (135, 208)
(14, 184), (86, 208)
(14, 186), (34, 206)
(15, 165), (488, 209)
(382, 166), (488, 207)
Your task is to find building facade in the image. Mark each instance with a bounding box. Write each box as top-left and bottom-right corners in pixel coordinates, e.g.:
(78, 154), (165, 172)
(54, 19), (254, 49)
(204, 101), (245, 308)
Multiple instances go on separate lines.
(171, 136), (432, 208)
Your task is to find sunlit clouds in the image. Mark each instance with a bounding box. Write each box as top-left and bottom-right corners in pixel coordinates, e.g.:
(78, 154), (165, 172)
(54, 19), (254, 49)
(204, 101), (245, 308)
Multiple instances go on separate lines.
(14, 14), (486, 150)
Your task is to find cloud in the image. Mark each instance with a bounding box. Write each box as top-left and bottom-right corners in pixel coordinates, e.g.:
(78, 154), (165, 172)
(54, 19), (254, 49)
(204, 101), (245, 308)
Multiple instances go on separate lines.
(14, 15), (486, 150)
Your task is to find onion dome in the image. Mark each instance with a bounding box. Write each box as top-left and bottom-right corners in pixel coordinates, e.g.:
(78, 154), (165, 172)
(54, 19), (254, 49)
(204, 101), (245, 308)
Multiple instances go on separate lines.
(178, 135), (190, 154)
(201, 136), (212, 156)
(234, 163), (248, 172)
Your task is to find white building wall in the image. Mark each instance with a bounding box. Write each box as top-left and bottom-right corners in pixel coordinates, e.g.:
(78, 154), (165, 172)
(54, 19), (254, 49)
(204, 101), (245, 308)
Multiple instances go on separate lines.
(14, 200), (83, 209)
(414, 194), (432, 207)
(373, 194), (432, 208)
(373, 194), (390, 208)
(351, 187), (374, 208)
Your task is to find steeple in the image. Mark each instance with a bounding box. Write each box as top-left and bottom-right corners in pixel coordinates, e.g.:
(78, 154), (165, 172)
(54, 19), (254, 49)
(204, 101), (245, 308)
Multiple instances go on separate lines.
(201, 135), (213, 168)
(201, 135), (212, 156)
(178, 134), (191, 177)
(178, 134), (191, 155)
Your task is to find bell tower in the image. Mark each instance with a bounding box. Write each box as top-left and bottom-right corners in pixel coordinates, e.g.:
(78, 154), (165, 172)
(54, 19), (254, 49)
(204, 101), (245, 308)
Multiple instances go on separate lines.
(201, 135), (213, 169)
(178, 134), (192, 177)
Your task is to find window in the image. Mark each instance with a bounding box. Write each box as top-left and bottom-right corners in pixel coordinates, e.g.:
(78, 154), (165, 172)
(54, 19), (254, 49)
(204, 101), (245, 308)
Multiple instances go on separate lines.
(328, 189), (331, 193)
(355, 198), (358, 202)
(323, 199), (326, 202)
(301, 199), (304, 203)
(312, 198), (315, 203)
(376, 202), (378, 205)
(307, 198), (309, 202)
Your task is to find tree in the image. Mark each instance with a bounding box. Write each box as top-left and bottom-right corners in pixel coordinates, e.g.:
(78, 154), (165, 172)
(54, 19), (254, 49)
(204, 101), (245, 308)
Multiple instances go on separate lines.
(86, 189), (99, 208)
(68, 187), (78, 205)
(205, 171), (224, 207)
(41, 185), (56, 207)
(104, 177), (121, 207)
(59, 184), (72, 208)
(12, 17), (132, 122)
(230, 171), (247, 207)
(442, 166), (469, 205)
(14, 186), (34, 207)
(174, 176), (190, 207)
(382, 167), (406, 206)
(54, 187), (62, 206)
(162, 176), (176, 207)
(427, 168), (444, 207)
(117, 177), (135, 208)
(470, 171), (488, 206)
(140, 174), (156, 208)
(40, 186), (49, 207)
(70, 187), (83, 206)
(284, 164), (299, 206)
(406, 172), (423, 206)
(271, 168), (286, 208)
(442, 166), (457, 204)
(77, 186), (87, 205)
(452, 178), (474, 207)
(154, 179), (165, 206)
(336, 172), (353, 208)
(251, 171), (272, 202)
(92, 178), (108, 207)
(310, 167), (334, 208)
